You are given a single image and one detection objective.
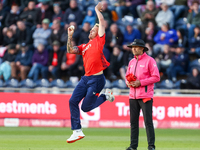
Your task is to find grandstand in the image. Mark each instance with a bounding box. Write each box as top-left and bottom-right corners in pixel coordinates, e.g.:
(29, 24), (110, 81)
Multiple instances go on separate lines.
(0, 0), (199, 92)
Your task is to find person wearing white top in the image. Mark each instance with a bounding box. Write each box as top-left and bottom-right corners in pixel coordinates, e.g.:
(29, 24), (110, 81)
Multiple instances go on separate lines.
(155, 2), (174, 29)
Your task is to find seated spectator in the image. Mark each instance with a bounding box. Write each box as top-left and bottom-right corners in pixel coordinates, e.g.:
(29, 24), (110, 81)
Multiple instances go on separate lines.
(140, 0), (159, 25)
(50, 0), (70, 12)
(122, 24), (141, 48)
(181, 67), (200, 89)
(105, 23), (123, 52)
(0, 44), (18, 81)
(20, 1), (39, 28)
(189, 26), (200, 57)
(61, 40), (83, 76)
(37, 1), (54, 28)
(143, 21), (157, 44)
(52, 3), (64, 22)
(155, 44), (172, 73)
(3, 29), (17, 46)
(95, 1), (112, 26)
(12, 43), (33, 80)
(49, 18), (64, 46)
(82, 7), (96, 27)
(71, 21), (82, 44)
(186, 0), (200, 39)
(48, 41), (65, 79)
(32, 18), (51, 48)
(63, 0), (83, 27)
(153, 23), (178, 57)
(114, 0), (126, 20)
(169, 0), (187, 21)
(155, 2), (174, 29)
(61, 21), (81, 45)
(187, 0), (200, 10)
(4, 4), (20, 33)
(20, 0), (38, 10)
(166, 45), (189, 82)
(122, 23), (141, 61)
(16, 20), (32, 49)
(143, 21), (158, 56)
(0, 2), (6, 27)
(107, 45), (126, 81)
(115, 0), (145, 19)
(176, 28), (188, 48)
(78, 22), (90, 45)
(27, 43), (48, 82)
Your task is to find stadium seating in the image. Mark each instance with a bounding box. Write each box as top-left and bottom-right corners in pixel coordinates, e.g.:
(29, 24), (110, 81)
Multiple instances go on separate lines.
(158, 79), (174, 89)
(112, 79), (127, 89)
(5, 79), (19, 88)
(20, 79), (36, 88)
(66, 76), (79, 88)
(104, 79), (112, 89)
(51, 79), (66, 88)
(35, 79), (51, 88)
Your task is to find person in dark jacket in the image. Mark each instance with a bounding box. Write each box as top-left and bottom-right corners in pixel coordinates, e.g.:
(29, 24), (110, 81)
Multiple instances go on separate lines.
(95, 0), (112, 26)
(12, 43), (33, 80)
(188, 26), (200, 57)
(166, 45), (189, 82)
(181, 67), (200, 89)
(78, 22), (90, 45)
(50, 0), (70, 12)
(4, 4), (20, 28)
(105, 23), (123, 52)
(36, 2), (54, 27)
(2, 44), (18, 80)
(49, 18), (64, 46)
(63, 0), (83, 26)
(27, 43), (48, 81)
(48, 41), (65, 79)
(107, 45), (126, 80)
(61, 21), (81, 45)
(3, 28), (17, 46)
(52, 3), (64, 22)
(15, 20), (32, 49)
(0, 2), (7, 27)
(19, 1), (39, 27)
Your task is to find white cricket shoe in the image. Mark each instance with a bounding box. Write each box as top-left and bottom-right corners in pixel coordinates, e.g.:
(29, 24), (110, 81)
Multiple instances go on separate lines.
(66, 129), (85, 143)
(105, 88), (115, 102)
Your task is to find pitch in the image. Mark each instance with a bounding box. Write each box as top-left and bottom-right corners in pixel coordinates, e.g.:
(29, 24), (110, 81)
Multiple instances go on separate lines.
(0, 127), (200, 150)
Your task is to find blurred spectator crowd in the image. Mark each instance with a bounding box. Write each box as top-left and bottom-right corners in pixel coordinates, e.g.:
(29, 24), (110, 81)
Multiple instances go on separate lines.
(0, 0), (200, 90)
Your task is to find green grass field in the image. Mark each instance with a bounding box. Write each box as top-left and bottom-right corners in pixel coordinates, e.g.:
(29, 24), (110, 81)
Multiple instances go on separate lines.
(0, 127), (200, 150)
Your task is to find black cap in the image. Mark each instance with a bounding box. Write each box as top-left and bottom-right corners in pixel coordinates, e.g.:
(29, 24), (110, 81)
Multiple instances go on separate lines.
(8, 44), (16, 50)
(127, 39), (149, 52)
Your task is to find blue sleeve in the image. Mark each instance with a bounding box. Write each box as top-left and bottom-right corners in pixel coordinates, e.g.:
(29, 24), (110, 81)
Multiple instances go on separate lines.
(136, 29), (141, 39)
(154, 31), (161, 43)
(170, 30), (178, 43)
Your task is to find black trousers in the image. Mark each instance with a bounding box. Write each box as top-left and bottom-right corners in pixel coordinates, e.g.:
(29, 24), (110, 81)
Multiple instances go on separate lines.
(129, 99), (155, 149)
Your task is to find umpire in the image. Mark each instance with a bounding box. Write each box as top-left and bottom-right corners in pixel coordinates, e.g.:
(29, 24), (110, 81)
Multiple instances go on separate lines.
(125, 39), (160, 150)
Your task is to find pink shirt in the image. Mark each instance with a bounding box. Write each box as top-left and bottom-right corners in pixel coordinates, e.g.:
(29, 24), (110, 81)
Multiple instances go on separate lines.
(126, 52), (160, 99)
